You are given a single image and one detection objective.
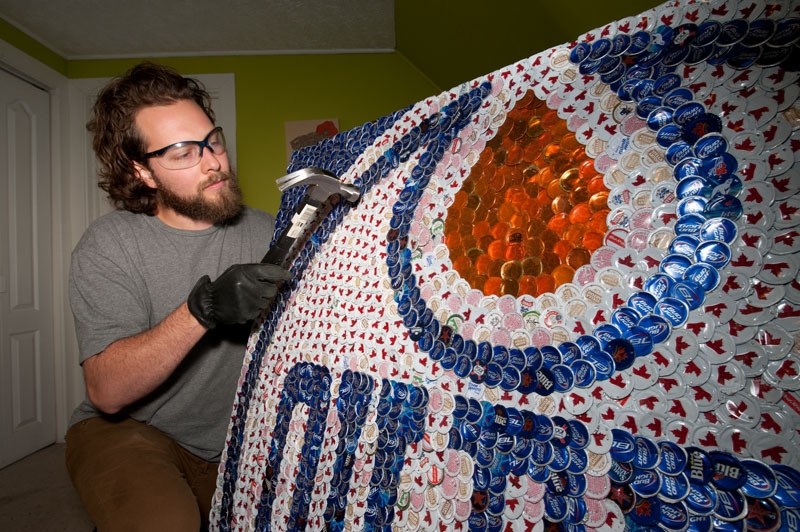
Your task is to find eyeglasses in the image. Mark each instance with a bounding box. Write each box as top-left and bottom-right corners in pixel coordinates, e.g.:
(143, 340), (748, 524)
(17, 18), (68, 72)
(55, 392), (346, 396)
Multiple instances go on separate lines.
(143, 127), (226, 170)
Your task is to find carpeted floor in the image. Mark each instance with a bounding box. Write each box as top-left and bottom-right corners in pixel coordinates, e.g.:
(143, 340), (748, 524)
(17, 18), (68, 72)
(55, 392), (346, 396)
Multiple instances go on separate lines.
(0, 443), (93, 531)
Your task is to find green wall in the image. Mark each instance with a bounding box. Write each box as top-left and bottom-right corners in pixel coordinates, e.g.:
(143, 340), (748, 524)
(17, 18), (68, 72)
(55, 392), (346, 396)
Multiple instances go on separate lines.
(0, 25), (438, 213)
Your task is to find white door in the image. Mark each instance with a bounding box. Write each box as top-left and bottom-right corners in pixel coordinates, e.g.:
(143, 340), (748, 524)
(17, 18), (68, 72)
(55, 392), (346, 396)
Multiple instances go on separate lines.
(0, 67), (55, 467)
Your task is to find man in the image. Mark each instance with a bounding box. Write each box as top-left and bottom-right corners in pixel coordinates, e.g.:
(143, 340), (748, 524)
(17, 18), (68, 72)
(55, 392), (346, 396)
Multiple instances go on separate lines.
(65, 62), (289, 531)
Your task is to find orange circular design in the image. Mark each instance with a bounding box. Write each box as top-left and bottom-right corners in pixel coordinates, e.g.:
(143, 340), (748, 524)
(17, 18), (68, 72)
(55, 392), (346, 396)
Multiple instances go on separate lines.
(445, 90), (609, 297)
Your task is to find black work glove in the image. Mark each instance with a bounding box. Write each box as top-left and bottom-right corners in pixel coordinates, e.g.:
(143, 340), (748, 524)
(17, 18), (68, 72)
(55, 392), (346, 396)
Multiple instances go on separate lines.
(187, 264), (291, 329)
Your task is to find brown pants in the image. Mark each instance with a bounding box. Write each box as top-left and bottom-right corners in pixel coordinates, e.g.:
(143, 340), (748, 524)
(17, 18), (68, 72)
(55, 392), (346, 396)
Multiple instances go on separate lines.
(65, 417), (219, 532)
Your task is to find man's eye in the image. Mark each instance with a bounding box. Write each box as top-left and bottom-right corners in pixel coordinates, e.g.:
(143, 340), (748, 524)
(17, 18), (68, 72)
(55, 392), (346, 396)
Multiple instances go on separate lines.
(169, 147), (195, 160)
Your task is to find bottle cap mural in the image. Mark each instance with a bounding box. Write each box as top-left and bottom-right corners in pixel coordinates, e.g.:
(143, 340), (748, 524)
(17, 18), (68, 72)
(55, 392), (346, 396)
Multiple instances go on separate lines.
(211, 0), (800, 530)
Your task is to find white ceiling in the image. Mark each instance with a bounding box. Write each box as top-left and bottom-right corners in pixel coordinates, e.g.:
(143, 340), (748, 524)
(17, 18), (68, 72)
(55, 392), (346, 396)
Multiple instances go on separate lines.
(0, 0), (395, 59)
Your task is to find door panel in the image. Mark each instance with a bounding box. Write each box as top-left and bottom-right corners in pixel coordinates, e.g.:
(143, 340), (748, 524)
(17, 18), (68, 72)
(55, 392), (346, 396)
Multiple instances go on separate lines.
(0, 67), (55, 467)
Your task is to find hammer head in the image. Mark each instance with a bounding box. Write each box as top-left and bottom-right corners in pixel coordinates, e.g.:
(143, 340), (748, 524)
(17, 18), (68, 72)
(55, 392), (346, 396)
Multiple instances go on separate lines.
(276, 167), (360, 203)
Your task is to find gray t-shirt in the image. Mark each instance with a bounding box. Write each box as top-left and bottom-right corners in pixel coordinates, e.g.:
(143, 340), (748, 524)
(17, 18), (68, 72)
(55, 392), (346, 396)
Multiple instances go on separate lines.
(69, 207), (275, 460)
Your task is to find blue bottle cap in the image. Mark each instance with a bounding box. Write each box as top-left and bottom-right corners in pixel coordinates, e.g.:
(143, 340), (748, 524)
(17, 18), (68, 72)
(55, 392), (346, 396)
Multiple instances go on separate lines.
(688, 514), (713, 532)
(507, 348), (526, 371)
(569, 42), (592, 64)
(773, 464), (800, 508)
(686, 43), (715, 65)
(530, 440), (553, 466)
(653, 72), (682, 96)
(695, 20), (723, 47)
(674, 213), (706, 236)
(545, 447), (572, 475)
(663, 87), (694, 109)
(669, 234), (701, 257)
(631, 468), (662, 499)
(658, 440), (688, 475)
(771, 17), (800, 47)
(686, 482), (718, 516)
(709, 450), (747, 491)
(505, 407), (523, 436)
(627, 291), (657, 315)
(589, 38), (613, 60)
(712, 488), (747, 521)
(523, 346), (543, 372)
(633, 436), (660, 470)
(593, 323), (622, 347)
(571, 359), (597, 388)
(533, 414), (555, 443)
(629, 497), (661, 527)
(586, 350), (615, 381)
(627, 30), (652, 54)
(550, 364), (574, 394)
(575, 334), (602, 356)
(660, 501), (690, 531)
(566, 469), (588, 498)
(694, 133), (728, 159)
(701, 153), (738, 181)
(656, 123), (683, 147)
(631, 78), (656, 100)
(704, 195), (743, 222)
(609, 459), (634, 485)
(739, 459), (778, 499)
(718, 19), (749, 46)
(699, 217), (737, 244)
(686, 447), (714, 485)
(645, 273), (675, 299)
(610, 428), (637, 462)
(674, 101), (706, 127)
(779, 507), (800, 532)
(605, 338), (636, 371)
(660, 253), (693, 280)
(677, 196), (708, 216)
(676, 177), (711, 201)
(682, 113), (723, 144)
(484, 362), (503, 387)
(527, 462), (550, 483)
(558, 342), (582, 364)
(612, 306), (641, 332)
(623, 326), (654, 358)
(660, 472), (691, 502)
(637, 314), (671, 344)
(675, 157), (704, 180)
(654, 296), (690, 327)
(670, 280), (706, 311)
(499, 365), (521, 392)
(540, 345), (562, 368)
(519, 411), (537, 439)
(666, 141), (695, 165)
(534, 368), (556, 397)
(695, 240), (732, 269)
(543, 491), (569, 523)
(564, 420), (589, 451)
(610, 33), (631, 56)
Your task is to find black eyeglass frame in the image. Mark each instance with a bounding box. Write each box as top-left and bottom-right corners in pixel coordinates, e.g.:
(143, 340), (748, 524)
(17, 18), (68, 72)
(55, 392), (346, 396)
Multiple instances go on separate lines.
(142, 126), (226, 165)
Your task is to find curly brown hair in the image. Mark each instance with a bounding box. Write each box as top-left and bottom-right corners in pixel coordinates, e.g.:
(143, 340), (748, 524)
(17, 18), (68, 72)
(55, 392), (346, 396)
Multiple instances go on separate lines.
(87, 62), (216, 214)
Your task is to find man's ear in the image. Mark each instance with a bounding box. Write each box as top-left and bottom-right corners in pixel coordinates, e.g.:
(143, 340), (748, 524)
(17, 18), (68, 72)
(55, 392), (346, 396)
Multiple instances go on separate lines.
(133, 162), (157, 190)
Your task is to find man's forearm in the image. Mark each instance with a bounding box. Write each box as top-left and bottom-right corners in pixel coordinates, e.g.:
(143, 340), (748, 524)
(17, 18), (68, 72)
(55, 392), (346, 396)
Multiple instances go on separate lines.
(82, 302), (207, 414)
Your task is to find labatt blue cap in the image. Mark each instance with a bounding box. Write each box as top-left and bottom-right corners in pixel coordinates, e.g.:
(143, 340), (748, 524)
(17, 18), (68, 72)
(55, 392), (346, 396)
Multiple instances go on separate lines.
(708, 450), (747, 491)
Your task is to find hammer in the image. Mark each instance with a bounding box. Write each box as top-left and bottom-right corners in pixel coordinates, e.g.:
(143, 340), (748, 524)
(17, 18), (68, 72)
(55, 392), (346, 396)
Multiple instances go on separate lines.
(261, 167), (360, 268)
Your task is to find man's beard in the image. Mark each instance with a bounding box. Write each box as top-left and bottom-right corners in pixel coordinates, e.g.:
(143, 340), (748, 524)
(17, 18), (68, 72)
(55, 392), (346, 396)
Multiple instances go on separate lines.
(154, 170), (243, 225)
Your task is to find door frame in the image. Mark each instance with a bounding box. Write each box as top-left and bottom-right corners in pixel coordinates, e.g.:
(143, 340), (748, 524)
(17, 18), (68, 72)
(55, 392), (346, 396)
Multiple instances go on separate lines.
(0, 39), (82, 443)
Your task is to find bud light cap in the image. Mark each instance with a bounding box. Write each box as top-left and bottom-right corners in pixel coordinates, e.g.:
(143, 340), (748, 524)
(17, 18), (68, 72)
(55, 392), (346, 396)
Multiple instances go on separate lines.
(739, 459), (777, 499)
